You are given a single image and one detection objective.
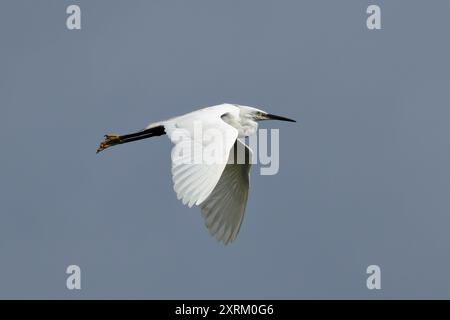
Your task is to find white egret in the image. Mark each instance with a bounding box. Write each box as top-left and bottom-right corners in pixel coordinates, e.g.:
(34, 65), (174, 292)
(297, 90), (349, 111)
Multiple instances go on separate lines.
(97, 103), (295, 244)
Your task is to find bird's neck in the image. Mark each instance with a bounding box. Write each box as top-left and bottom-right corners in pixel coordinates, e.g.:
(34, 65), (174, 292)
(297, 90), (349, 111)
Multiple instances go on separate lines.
(222, 113), (258, 137)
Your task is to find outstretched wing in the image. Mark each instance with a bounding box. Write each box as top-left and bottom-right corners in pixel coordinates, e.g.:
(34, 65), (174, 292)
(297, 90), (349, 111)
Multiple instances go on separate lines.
(200, 139), (252, 245)
(164, 107), (239, 208)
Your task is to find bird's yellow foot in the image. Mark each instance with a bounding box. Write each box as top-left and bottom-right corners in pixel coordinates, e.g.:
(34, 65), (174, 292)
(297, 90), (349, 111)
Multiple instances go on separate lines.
(96, 134), (122, 153)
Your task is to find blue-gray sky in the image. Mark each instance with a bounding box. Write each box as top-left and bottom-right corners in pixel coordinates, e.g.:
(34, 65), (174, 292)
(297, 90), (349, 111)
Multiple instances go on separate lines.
(0, 0), (449, 298)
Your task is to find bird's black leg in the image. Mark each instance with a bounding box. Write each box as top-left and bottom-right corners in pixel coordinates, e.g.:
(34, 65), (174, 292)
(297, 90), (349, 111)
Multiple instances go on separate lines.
(96, 125), (166, 153)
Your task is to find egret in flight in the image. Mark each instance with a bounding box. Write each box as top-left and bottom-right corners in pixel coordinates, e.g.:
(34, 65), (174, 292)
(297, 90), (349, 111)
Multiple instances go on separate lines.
(97, 103), (295, 244)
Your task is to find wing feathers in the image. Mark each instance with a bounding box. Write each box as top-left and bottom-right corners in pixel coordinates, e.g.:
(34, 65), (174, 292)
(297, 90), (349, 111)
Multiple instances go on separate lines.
(200, 139), (252, 244)
(164, 106), (252, 244)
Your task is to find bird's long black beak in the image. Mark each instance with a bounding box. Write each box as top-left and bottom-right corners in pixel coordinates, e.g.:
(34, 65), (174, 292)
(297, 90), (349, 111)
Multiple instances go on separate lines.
(264, 113), (296, 122)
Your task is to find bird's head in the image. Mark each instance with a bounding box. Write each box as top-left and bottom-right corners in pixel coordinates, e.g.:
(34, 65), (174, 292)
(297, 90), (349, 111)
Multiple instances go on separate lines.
(237, 105), (296, 123)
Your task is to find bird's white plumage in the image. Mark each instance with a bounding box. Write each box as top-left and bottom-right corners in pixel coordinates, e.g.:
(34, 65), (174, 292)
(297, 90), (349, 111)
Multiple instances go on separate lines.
(162, 104), (240, 207)
(200, 139), (252, 244)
